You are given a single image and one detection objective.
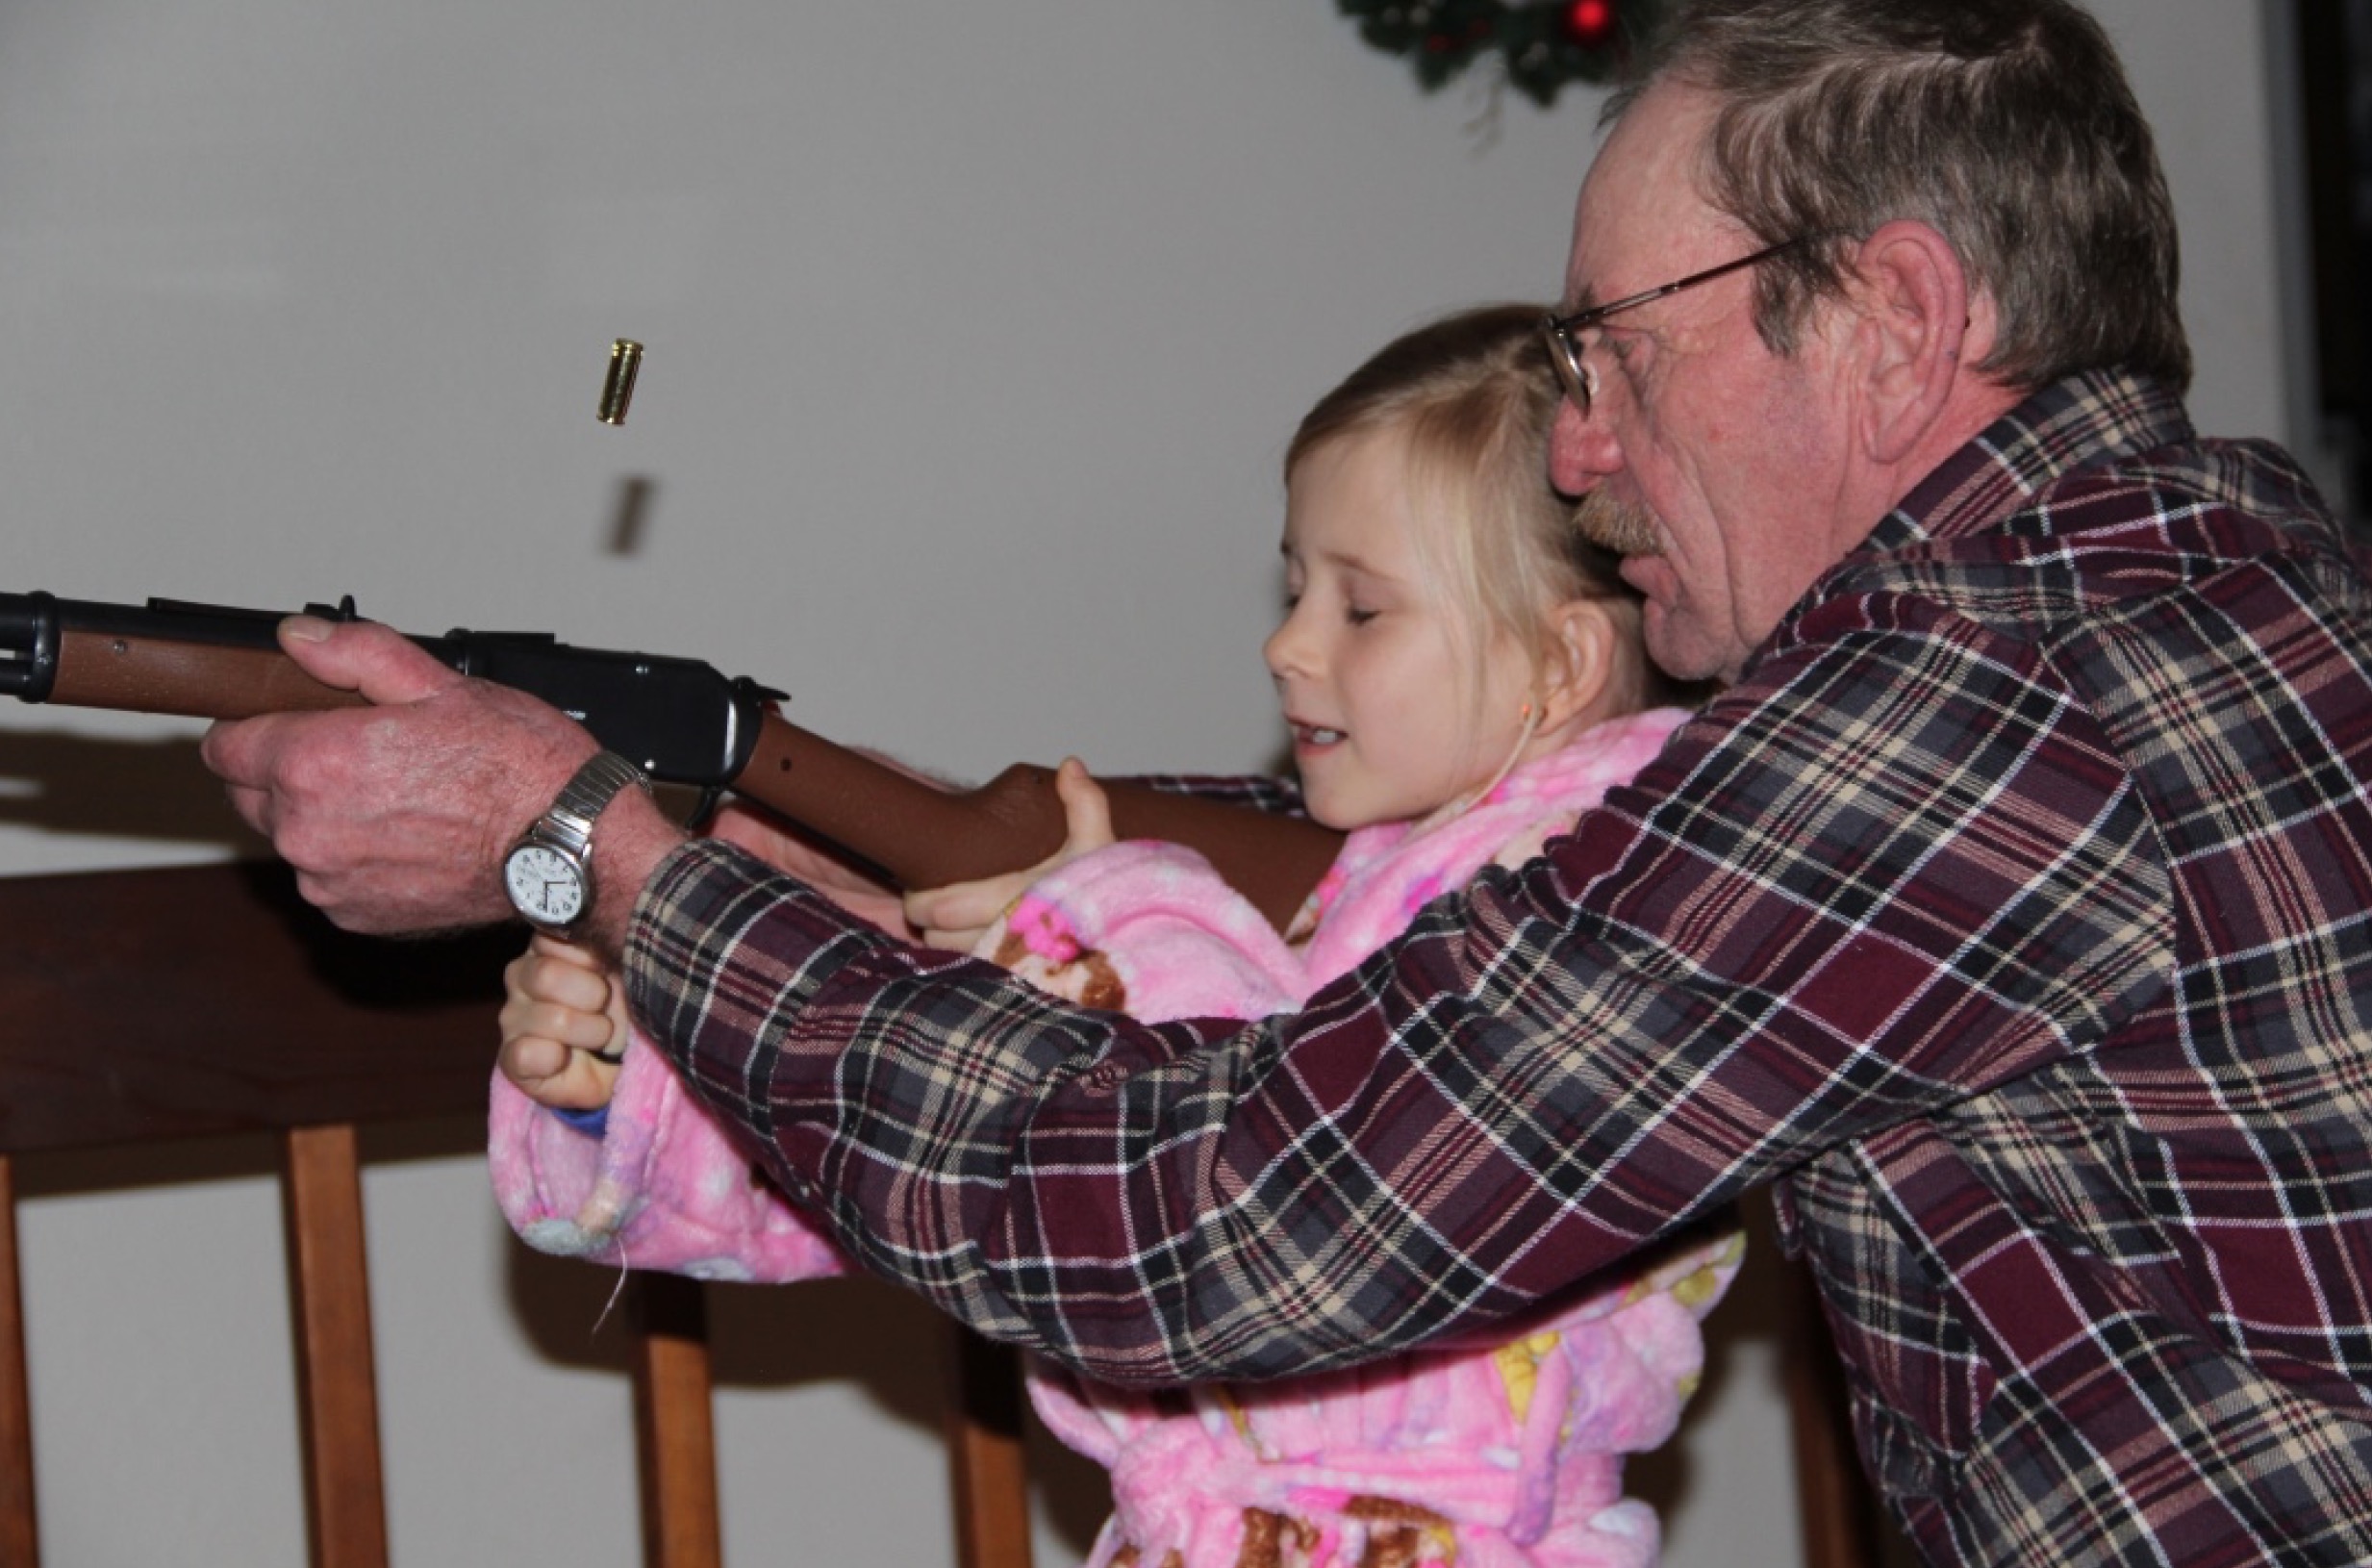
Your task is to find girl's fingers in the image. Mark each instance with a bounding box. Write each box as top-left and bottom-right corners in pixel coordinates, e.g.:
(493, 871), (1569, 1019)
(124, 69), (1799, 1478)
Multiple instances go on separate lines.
(497, 1031), (621, 1110)
(1053, 758), (1117, 852)
(500, 935), (629, 1108)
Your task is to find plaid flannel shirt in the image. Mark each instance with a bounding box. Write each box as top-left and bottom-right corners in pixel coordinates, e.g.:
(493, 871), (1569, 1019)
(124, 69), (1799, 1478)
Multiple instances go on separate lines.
(625, 369), (2372, 1566)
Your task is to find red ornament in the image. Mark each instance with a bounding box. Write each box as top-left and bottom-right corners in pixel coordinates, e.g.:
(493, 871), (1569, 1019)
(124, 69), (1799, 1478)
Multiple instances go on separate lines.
(1563, 0), (1617, 49)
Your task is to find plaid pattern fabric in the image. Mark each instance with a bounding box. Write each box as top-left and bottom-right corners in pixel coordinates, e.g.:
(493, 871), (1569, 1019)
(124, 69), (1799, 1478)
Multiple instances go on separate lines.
(626, 370), (2372, 1566)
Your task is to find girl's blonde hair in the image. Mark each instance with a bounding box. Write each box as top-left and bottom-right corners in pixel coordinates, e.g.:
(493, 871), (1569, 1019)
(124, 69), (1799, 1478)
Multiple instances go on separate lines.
(1286, 304), (1654, 715)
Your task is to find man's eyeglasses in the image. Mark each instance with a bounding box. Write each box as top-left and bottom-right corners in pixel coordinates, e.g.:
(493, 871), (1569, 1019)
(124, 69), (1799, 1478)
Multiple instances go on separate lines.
(1541, 235), (1822, 417)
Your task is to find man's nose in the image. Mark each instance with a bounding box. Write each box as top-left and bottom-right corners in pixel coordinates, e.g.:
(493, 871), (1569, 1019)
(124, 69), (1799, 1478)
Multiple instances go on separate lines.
(1549, 396), (1619, 497)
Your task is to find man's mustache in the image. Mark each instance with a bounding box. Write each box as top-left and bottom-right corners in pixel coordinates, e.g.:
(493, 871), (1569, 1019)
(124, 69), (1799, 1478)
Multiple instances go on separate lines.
(1576, 490), (1663, 557)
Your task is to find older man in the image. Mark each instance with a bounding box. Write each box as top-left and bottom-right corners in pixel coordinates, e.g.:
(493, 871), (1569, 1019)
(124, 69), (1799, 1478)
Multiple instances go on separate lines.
(206, 2), (2372, 1561)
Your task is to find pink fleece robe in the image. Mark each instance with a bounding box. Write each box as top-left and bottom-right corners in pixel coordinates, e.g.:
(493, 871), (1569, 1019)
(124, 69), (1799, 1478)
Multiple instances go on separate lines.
(489, 707), (1740, 1567)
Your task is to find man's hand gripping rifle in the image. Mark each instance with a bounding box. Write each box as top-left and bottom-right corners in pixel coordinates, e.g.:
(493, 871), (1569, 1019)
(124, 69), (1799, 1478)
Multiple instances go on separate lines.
(0, 591), (1340, 932)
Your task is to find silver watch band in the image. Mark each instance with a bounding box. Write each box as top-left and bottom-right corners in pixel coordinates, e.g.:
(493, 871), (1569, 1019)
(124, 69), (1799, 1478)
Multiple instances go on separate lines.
(537, 750), (650, 852)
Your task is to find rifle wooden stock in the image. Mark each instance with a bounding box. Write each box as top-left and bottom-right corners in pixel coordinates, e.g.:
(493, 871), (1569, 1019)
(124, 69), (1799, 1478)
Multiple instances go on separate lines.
(37, 623), (1343, 932)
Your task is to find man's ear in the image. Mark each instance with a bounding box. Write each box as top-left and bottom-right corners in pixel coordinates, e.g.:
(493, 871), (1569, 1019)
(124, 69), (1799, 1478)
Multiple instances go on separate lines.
(1846, 220), (1987, 466)
(1533, 598), (1623, 734)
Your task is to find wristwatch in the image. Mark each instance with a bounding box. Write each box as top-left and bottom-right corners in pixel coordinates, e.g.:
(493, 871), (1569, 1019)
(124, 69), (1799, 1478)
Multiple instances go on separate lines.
(502, 750), (651, 935)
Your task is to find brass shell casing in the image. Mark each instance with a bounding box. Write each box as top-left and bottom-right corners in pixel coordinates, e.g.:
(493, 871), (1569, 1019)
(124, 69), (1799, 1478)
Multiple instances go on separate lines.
(598, 340), (643, 424)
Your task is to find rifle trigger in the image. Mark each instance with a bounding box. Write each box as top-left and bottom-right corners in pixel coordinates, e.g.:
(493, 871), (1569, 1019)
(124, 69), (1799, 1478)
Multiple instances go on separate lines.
(684, 786), (725, 833)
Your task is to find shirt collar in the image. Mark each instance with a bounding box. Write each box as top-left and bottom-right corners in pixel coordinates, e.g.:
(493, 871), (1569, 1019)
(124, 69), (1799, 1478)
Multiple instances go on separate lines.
(1863, 368), (2196, 555)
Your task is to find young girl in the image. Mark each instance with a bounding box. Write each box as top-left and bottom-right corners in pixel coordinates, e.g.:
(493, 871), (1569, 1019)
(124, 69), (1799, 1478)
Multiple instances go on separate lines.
(492, 305), (1741, 1568)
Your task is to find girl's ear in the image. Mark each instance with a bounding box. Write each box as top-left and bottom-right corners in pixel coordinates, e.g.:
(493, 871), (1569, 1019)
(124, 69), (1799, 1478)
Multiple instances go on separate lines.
(1533, 597), (1623, 735)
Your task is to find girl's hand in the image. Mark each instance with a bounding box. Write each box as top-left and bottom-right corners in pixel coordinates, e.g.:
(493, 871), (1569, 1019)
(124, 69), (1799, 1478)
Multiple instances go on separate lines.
(497, 935), (632, 1110)
(903, 757), (1115, 952)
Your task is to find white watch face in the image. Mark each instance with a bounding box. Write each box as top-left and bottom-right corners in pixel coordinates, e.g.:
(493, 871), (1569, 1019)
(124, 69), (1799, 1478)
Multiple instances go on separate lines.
(505, 843), (589, 926)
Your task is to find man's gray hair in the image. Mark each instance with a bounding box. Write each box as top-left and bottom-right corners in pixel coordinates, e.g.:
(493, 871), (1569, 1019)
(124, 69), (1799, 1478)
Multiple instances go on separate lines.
(1615, 0), (2192, 392)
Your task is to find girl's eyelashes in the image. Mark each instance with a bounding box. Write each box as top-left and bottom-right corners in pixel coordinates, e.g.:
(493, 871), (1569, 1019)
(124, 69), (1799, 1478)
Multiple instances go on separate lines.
(1277, 594), (1374, 625)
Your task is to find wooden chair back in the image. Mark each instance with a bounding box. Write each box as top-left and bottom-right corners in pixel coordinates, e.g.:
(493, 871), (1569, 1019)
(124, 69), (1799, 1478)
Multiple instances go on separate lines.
(0, 859), (1033, 1568)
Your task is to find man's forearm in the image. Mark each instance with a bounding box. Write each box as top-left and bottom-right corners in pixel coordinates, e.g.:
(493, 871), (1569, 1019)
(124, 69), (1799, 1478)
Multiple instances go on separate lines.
(617, 837), (1619, 1383)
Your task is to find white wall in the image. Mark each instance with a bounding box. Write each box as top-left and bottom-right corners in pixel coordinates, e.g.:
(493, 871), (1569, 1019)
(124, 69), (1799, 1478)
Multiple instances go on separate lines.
(0, 2), (2302, 1563)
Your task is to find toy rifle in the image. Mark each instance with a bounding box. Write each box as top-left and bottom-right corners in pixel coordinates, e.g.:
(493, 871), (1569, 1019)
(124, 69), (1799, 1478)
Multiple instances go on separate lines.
(0, 592), (1342, 931)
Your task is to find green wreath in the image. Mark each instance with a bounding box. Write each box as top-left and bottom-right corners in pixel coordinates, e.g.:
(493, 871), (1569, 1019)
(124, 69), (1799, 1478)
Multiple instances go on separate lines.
(1338, 0), (1662, 108)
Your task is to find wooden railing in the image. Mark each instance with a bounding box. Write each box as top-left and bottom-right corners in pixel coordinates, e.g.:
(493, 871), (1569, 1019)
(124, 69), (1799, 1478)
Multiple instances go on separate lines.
(0, 859), (1032, 1568)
